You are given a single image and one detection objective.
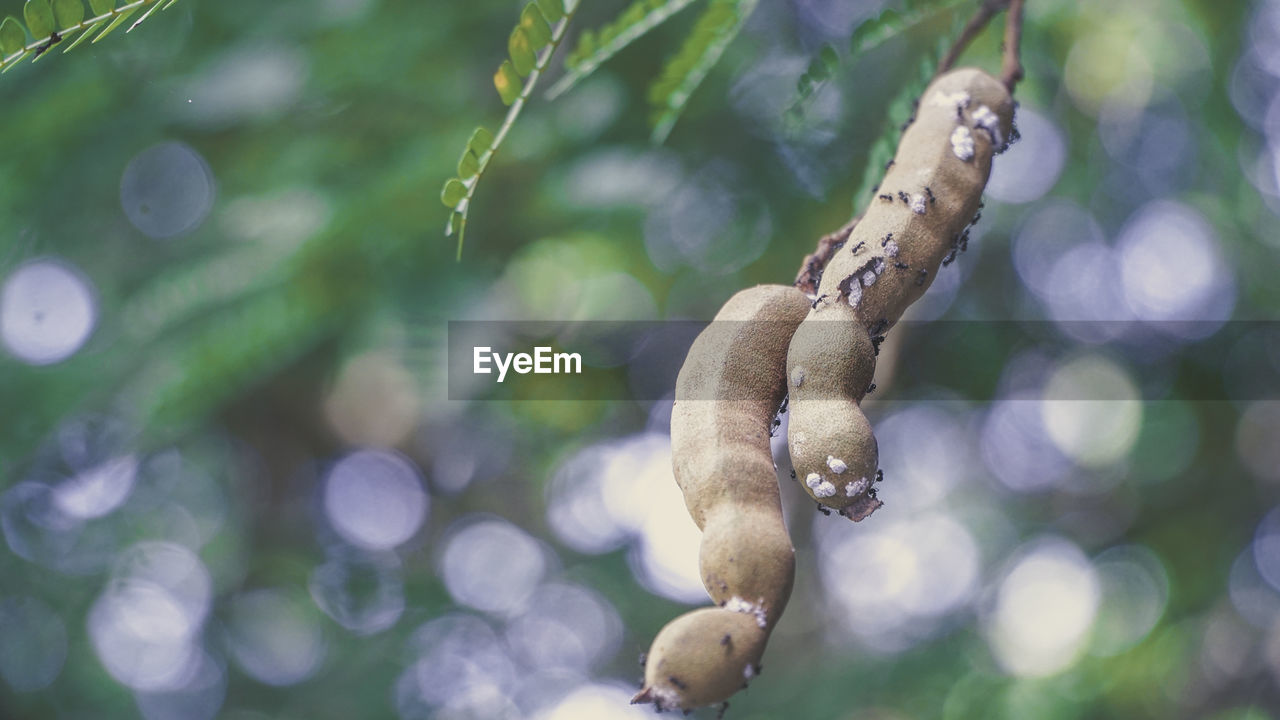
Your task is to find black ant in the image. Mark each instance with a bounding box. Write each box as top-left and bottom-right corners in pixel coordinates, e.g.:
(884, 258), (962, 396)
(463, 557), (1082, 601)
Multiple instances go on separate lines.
(871, 334), (886, 355)
(878, 194), (894, 202)
(810, 293), (828, 309)
(880, 232), (893, 247)
(894, 261), (909, 269)
(925, 186), (936, 204)
(816, 503), (831, 516)
(875, 469), (884, 483)
(789, 469), (796, 482)
(884, 159), (895, 171)
(33, 31), (61, 57)
(851, 240), (866, 254)
(865, 382), (876, 394)
(897, 191), (910, 204)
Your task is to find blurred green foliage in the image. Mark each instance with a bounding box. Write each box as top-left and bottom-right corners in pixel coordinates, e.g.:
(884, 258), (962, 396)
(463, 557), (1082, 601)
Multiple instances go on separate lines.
(2, 0), (1280, 719)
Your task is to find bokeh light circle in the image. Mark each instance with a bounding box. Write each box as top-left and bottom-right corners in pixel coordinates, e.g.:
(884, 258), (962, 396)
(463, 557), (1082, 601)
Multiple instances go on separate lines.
(0, 258), (97, 365)
(440, 517), (548, 616)
(120, 141), (216, 239)
(323, 449), (428, 551)
(986, 537), (1100, 677)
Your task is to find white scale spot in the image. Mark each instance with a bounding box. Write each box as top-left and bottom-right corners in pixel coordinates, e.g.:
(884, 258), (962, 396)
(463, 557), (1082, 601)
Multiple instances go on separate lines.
(805, 472), (823, 489)
(910, 194), (928, 215)
(723, 596), (767, 628)
(885, 240), (900, 258)
(845, 477), (869, 497)
(951, 125), (975, 161)
(847, 282), (863, 307)
(972, 105), (1004, 149)
(827, 456), (847, 474)
(650, 685), (680, 708)
(743, 664), (756, 681)
(814, 481), (837, 498)
(862, 271), (877, 287)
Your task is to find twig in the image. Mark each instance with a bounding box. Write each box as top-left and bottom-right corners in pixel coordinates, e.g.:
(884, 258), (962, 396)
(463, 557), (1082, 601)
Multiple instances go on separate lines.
(794, 217), (859, 296)
(937, 0), (1010, 74)
(1000, 0), (1025, 92)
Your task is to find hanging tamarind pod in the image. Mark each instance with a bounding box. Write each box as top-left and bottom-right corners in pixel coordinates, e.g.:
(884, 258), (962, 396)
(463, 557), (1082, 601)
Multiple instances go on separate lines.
(634, 284), (809, 711)
(787, 67), (1015, 518)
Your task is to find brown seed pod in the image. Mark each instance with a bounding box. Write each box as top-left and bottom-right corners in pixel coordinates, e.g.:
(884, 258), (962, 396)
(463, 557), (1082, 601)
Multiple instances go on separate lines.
(634, 284), (809, 711)
(787, 67), (1015, 517)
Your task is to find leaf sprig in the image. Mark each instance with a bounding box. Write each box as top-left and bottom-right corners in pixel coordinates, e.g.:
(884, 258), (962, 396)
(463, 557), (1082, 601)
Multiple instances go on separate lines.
(440, 0), (577, 261)
(647, 0), (757, 144)
(785, 0), (967, 127)
(0, 0), (183, 74)
(546, 0), (700, 101)
(851, 49), (943, 210)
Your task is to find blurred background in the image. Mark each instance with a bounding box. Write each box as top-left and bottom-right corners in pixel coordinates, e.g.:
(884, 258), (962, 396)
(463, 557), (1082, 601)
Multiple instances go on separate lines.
(2, 0), (1280, 717)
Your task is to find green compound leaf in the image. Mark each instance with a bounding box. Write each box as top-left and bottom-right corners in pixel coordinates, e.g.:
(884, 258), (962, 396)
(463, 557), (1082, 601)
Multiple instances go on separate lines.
(23, 0), (55, 39)
(536, 0), (564, 23)
(1, 0), (182, 74)
(60, 18), (103, 52)
(457, 147), (480, 179)
(467, 126), (494, 158)
(648, 0), (758, 144)
(508, 26), (536, 76)
(0, 17), (26, 56)
(52, 0), (84, 30)
(852, 51), (942, 211)
(441, 178), (468, 209)
(92, 5), (137, 42)
(786, 0), (966, 130)
(520, 3), (552, 48)
(493, 59), (523, 104)
(444, 0), (579, 260)
(547, 0), (698, 100)
(850, 8), (901, 53)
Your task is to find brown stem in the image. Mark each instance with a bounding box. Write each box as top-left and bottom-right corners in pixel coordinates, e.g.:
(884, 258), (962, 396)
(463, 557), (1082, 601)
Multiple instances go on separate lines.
(937, 0), (1010, 74)
(1000, 0), (1026, 92)
(794, 216), (859, 296)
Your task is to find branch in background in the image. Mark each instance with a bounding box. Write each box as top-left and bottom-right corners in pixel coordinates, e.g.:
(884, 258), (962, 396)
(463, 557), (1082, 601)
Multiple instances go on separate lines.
(1000, 0), (1025, 92)
(937, 0), (1009, 74)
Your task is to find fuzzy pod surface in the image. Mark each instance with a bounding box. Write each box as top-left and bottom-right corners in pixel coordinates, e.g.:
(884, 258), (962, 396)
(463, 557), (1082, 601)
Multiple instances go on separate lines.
(635, 284), (809, 712)
(787, 67), (1015, 517)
